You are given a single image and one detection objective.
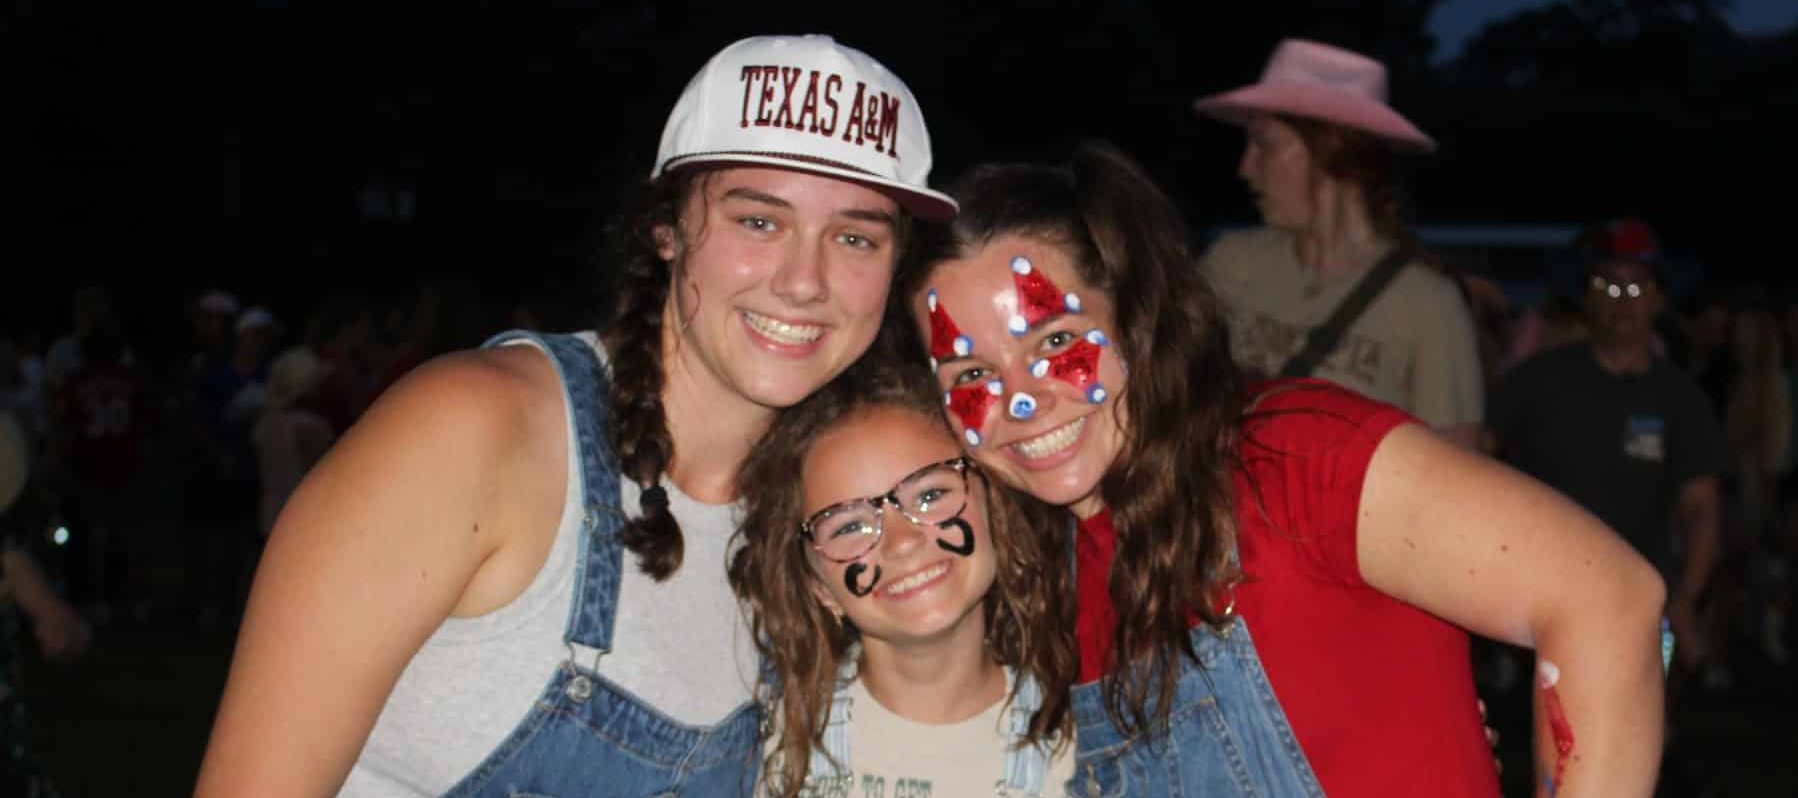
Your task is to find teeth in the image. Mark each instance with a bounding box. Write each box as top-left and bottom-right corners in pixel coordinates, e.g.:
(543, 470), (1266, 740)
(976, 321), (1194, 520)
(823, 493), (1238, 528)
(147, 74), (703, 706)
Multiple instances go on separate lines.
(1012, 417), (1086, 459)
(744, 311), (824, 344)
(883, 562), (949, 595)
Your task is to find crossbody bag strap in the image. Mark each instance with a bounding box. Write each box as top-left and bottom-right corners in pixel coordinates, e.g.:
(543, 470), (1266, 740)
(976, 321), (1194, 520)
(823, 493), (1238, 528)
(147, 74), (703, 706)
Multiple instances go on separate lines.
(1278, 247), (1411, 379)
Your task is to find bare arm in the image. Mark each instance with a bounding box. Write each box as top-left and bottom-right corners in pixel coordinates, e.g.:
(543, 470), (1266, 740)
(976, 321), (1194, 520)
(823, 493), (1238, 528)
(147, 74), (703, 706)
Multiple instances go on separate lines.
(193, 348), (563, 797)
(3, 547), (92, 661)
(1665, 476), (1720, 669)
(1439, 422), (1482, 451)
(1359, 423), (1665, 798)
(295, 413), (338, 473)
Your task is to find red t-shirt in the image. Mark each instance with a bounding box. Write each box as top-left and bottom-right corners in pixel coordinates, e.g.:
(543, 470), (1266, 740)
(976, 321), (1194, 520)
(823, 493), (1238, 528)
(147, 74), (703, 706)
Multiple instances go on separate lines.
(1075, 379), (1499, 797)
(60, 362), (150, 490)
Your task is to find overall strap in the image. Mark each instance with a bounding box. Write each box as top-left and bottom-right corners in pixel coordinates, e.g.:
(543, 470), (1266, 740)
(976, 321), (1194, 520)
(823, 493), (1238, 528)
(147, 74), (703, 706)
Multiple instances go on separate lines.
(480, 330), (626, 652)
(789, 655), (858, 794)
(998, 670), (1051, 796)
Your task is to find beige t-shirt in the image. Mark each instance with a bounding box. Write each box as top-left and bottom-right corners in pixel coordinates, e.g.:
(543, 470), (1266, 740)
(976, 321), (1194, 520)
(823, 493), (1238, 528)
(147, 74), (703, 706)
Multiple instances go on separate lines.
(765, 670), (1075, 797)
(1202, 227), (1484, 429)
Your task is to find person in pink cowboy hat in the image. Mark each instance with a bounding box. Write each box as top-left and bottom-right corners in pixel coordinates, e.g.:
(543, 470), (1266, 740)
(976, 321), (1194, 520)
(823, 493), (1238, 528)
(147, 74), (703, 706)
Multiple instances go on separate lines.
(1195, 38), (1487, 449)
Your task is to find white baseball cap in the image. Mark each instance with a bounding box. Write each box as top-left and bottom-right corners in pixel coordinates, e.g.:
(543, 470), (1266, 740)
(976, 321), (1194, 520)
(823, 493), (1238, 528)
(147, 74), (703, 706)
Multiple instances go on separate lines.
(653, 34), (956, 222)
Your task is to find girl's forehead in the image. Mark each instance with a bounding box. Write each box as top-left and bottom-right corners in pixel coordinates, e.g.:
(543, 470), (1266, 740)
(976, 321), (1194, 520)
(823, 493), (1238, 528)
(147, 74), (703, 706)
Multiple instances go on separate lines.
(925, 240), (1094, 312)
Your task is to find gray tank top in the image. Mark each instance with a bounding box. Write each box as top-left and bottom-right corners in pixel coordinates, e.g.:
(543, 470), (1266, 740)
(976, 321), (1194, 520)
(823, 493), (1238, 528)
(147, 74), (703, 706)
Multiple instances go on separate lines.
(340, 333), (757, 796)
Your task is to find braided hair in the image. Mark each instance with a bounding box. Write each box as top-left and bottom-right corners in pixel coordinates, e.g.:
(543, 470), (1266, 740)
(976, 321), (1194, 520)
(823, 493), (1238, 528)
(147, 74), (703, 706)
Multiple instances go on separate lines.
(600, 171), (703, 580)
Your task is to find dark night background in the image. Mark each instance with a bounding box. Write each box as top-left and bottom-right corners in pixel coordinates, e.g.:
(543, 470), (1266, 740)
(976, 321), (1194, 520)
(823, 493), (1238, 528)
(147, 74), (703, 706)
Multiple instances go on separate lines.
(11, 1), (1798, 794)
(14, 0), (1798, 348)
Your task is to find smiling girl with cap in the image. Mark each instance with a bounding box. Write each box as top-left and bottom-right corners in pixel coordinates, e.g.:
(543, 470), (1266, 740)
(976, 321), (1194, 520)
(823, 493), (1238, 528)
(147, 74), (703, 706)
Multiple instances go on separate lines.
(196, 34), (952, 797)
(1195, 38), (1486, 449)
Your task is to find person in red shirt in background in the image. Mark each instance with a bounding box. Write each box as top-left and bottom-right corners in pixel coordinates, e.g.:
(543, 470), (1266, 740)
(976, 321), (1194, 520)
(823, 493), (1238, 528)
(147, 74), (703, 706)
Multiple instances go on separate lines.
(902, 142), (1666, 796)
(51, 320), (154, 624)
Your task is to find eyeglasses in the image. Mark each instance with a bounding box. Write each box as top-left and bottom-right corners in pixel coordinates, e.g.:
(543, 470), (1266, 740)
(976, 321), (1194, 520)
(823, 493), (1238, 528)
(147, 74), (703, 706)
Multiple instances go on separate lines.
(801, 456), (975, 563)
(1590, 276), (1649, 300)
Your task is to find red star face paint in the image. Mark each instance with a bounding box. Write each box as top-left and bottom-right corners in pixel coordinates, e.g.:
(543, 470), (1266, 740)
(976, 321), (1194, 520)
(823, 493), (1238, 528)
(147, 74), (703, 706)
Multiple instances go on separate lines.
(915, 236), (1131, 514)
(925, 289), (973, 370)
(1006, 255), (1083, 336)
(945, 378), (1004, 447)
(1030, 329), (1111, 404)
(929, 282), (1003, 447)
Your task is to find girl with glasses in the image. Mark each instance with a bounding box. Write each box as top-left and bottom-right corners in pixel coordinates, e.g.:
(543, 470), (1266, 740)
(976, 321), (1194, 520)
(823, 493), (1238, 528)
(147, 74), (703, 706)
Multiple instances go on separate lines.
(731, 355), (1076, 797)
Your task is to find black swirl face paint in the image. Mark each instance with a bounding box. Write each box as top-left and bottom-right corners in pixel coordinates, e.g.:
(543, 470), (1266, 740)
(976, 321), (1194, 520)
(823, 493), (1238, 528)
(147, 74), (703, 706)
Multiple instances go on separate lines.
(845, 562), (883, 597)
(935, 517), (975, 557)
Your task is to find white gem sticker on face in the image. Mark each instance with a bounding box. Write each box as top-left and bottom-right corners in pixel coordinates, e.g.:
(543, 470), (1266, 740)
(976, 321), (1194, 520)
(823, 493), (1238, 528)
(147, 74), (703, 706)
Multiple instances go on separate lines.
(1007, 255), (1033, 336)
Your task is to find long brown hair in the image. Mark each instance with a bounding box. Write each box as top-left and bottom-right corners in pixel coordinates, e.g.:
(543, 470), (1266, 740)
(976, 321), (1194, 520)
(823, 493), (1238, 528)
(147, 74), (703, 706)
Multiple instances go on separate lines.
(900, 142), (1244, 735)
(599, 171), (704, 580)
(729, 346), (1076, 797)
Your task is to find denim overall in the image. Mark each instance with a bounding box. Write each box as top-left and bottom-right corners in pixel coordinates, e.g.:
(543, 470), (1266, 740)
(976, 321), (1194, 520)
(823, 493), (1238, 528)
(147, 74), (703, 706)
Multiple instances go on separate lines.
(444, 331), (761, 798)
(1067, 542), (1322, 797)
(801, 656), (1053, 797)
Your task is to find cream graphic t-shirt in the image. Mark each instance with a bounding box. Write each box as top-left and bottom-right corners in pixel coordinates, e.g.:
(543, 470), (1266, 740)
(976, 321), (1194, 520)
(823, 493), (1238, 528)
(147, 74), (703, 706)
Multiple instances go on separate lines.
(830, 676), (1073, 797)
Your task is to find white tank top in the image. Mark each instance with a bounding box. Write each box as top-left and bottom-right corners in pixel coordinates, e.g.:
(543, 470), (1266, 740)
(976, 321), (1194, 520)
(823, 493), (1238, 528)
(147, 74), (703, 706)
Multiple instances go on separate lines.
(340, 333), (758, 796)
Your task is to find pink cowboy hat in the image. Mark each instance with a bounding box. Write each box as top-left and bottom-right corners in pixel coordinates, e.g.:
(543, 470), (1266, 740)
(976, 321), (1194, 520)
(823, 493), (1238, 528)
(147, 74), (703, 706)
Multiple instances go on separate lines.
(1193, 38), (1436, 153)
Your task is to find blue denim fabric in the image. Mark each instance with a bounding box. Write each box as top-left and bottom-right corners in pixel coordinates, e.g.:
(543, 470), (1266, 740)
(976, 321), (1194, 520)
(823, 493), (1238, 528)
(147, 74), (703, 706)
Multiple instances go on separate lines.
(443, 331), (761, 798)
(1065, 617), (1322, 798)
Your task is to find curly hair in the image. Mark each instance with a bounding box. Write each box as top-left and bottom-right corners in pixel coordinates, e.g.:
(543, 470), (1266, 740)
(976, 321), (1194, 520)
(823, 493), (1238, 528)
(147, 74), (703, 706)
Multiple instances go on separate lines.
(898, 141), (1245, 736)
(728, 345), (1075, 797)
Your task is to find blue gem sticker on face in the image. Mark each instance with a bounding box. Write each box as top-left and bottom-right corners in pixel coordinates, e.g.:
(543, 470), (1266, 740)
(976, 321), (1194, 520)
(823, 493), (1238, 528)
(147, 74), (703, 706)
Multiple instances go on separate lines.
(1085, 329), (1108, 346)
(1087, 385), (1107, 403)
(1008, 391), (1037, 420)
(964, 428), (982, 447)
(1011, 255), (1032, 274)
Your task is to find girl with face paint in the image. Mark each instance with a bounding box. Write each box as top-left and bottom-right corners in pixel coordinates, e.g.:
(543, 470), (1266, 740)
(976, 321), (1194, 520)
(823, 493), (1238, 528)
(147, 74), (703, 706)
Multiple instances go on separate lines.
(731, 357), (1077, 798)
(900, 142), (1668, 797)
